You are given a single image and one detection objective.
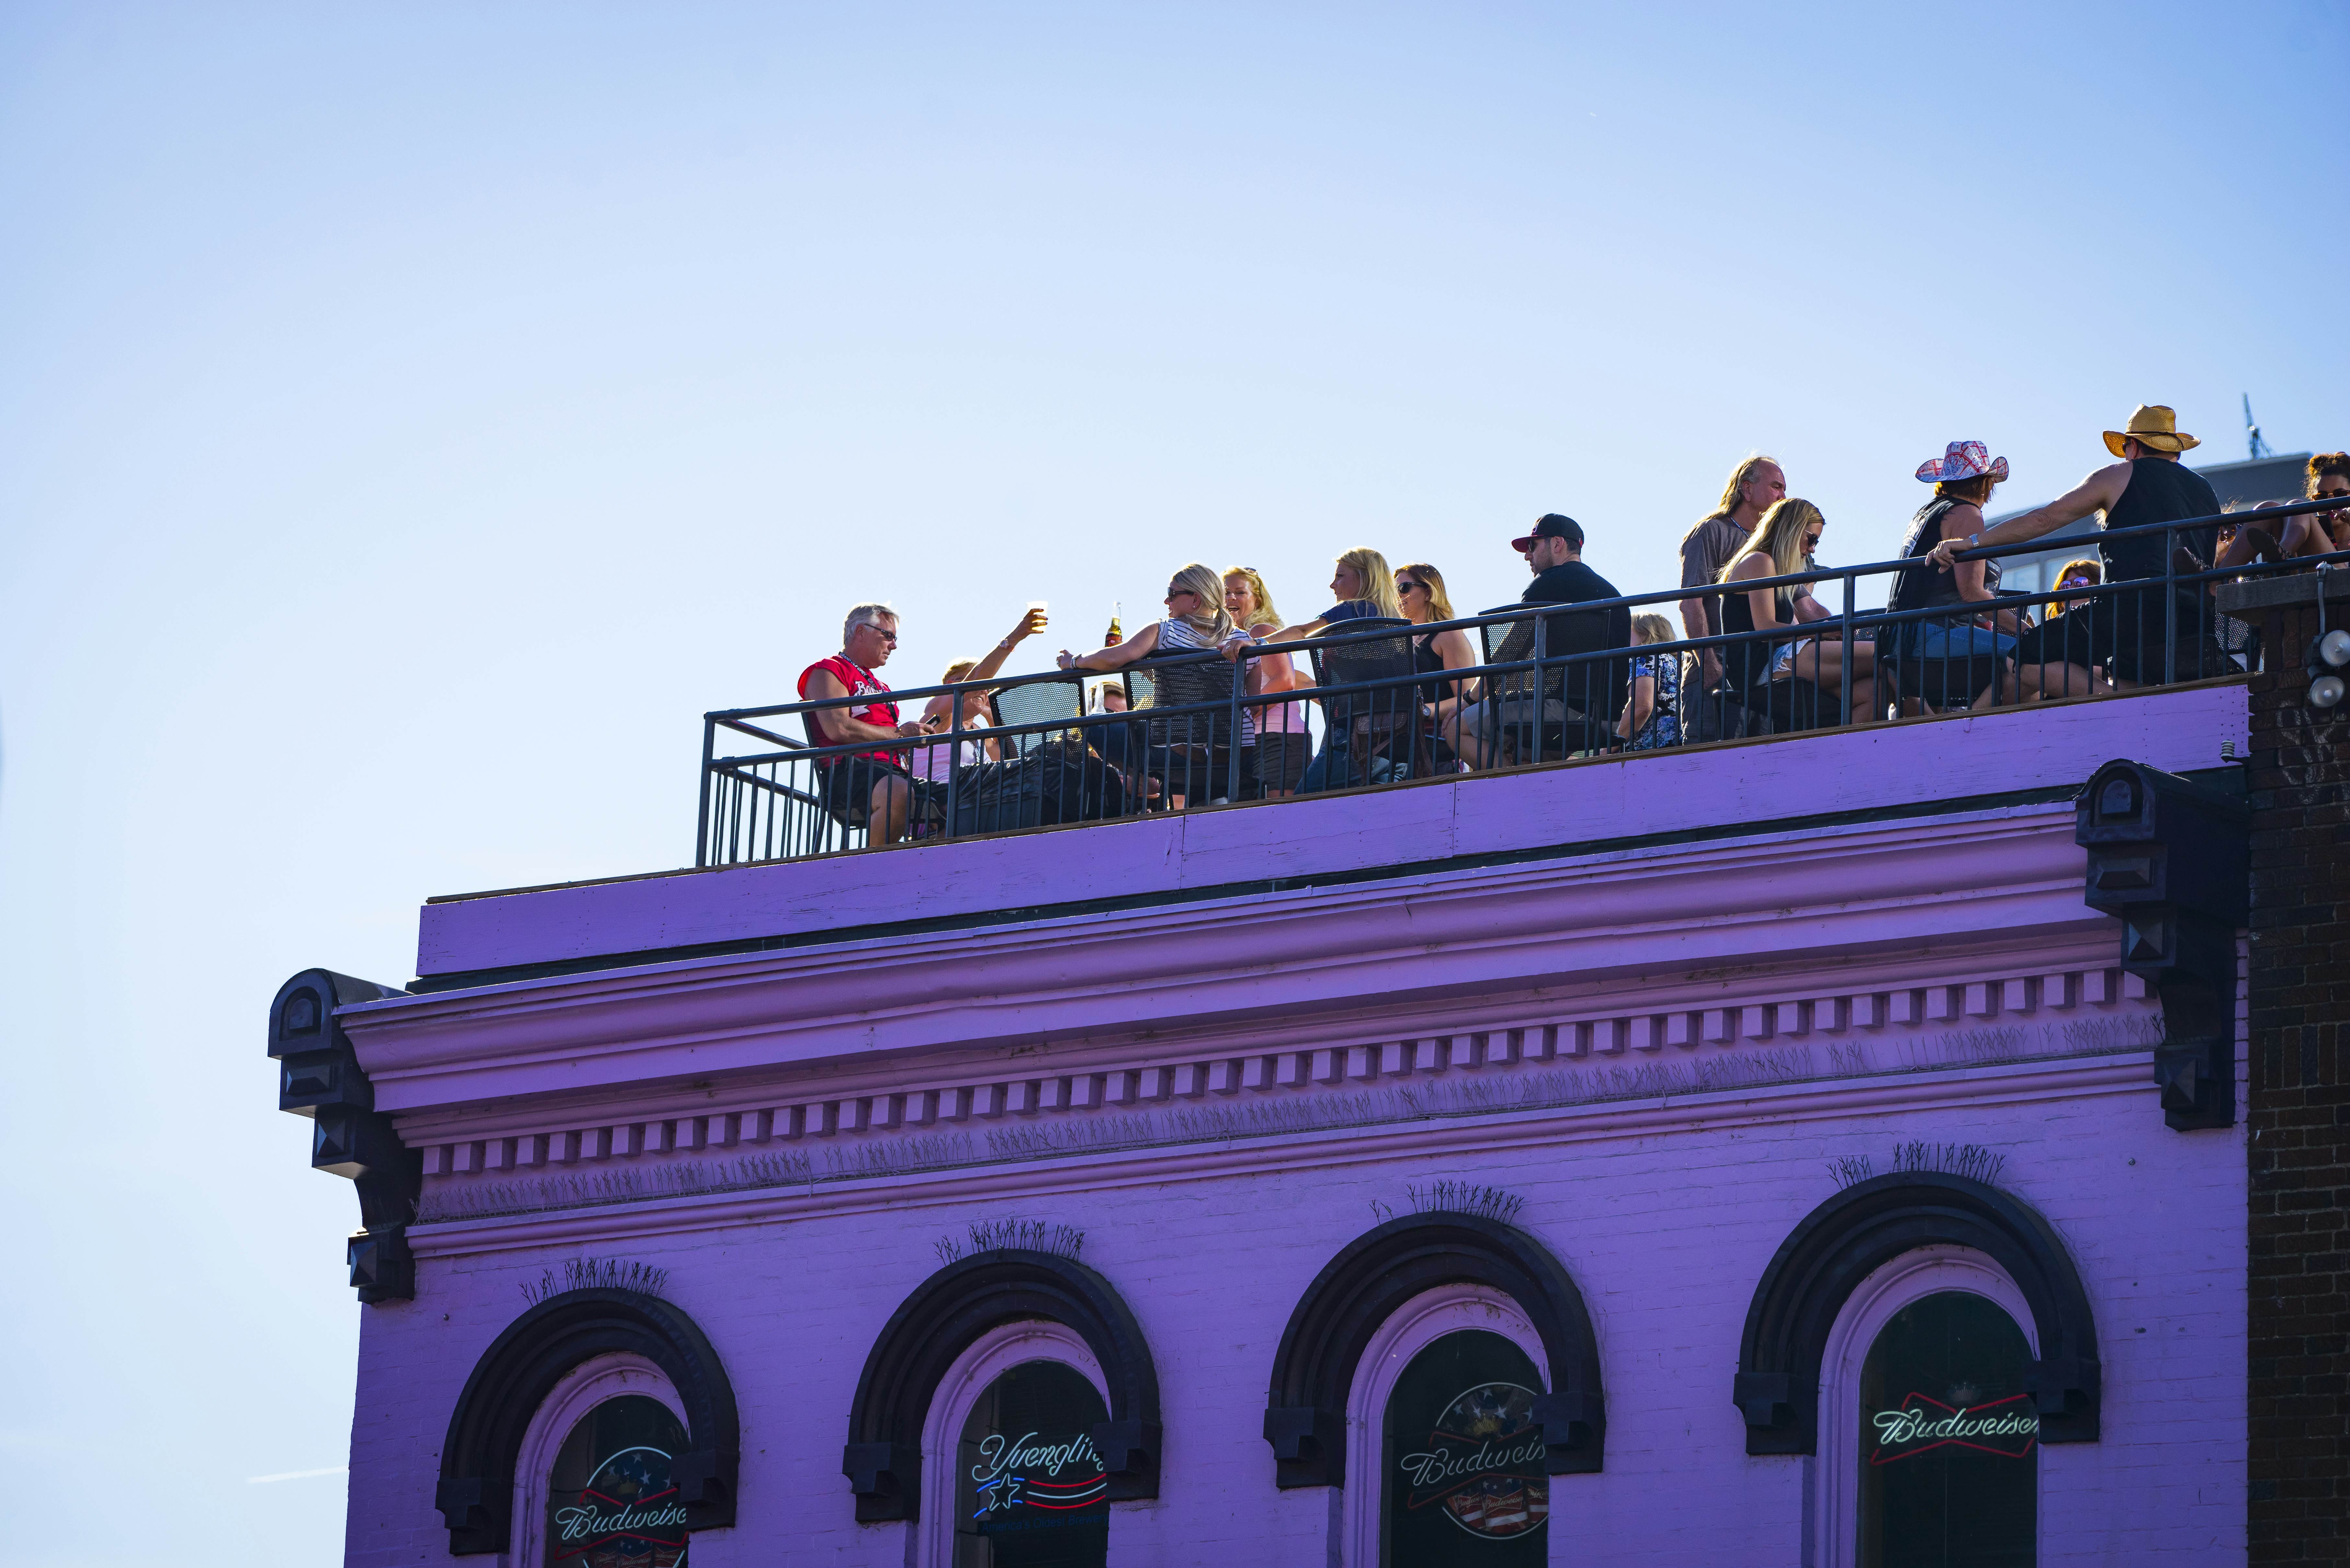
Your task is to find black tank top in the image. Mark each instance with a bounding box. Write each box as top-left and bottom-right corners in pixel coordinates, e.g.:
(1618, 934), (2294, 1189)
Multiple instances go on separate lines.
(1888, 498), (2002, 621)
(1719, 567), (1796, 690)
(2101, 458), (2220, 583)
(1412, 632), (1458, 703)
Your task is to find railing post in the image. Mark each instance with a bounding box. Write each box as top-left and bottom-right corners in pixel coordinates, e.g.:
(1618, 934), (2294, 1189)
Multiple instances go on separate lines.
(2163, 521), (2179, 686)
(1531, 610), (1549, 766)
(944, 689), (963, 842)
(1228, 646), (1247, 804)
(1840, 571), (1856, 725)
(695, 717), (716, 868)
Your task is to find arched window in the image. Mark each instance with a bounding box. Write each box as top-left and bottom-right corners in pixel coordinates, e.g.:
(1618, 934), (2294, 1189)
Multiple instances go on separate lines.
(913, 1319), (1118, 1566)
(1813, 1246), (2043, 1568)
(506, 1352), (696, 1568)
(1336, 1282), (1558, 1566)
(954, 1358), (1111, 1566)
(843, 1251), (1160, 1528)
(542, 1392), (692, 1567)
(1856, 1292), (2037, 1566)
(1381, 1329), (1550, 1562)
(437, 1290), (737, 1557)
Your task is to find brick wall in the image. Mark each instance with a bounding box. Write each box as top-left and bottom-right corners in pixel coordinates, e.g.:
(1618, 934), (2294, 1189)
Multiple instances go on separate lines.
(2244, 575), (2350, 1564)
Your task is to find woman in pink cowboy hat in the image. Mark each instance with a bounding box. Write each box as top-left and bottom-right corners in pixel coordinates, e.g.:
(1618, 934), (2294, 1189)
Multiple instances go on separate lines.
(1881, 441), (2022, 711)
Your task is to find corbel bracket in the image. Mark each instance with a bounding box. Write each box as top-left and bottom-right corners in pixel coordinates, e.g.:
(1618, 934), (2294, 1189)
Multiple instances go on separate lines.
(268, 968), (418, 1301)
(2075, 760), (2248, 1131)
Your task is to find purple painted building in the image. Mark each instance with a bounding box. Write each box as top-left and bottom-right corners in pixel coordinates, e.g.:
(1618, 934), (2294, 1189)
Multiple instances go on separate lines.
(271, 664), (2324, 1565)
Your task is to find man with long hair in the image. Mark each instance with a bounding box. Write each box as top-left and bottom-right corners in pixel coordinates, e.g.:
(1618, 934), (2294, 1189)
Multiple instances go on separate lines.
(1678, 454), (1786, 739)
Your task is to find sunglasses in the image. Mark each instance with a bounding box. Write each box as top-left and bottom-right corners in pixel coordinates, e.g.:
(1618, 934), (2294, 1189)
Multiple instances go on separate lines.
(1166, 588), (1199, 600)
(1396, 579), (1423, 593)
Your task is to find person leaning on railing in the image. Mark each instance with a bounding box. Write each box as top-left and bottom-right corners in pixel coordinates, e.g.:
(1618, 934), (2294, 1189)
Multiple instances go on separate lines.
(1926, 403), (2227, 699)
(1719, 498), (1878, 728)
(1882, 441), (2021, 712)
(1061, 562), (1262, 807)
(798, 602), (940, 845)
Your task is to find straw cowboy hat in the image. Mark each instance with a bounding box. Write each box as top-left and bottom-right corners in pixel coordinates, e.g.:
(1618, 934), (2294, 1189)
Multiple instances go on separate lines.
(1915, 440), (2009, 485)
(2103, 404), (2200, 457)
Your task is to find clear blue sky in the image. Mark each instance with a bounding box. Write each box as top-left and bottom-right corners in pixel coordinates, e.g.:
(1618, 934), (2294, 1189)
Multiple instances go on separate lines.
(2, 4), (2342, 1561)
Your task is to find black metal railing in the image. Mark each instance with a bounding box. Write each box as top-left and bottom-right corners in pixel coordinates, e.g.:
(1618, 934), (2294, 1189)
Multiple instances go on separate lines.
(697, 498), (2350, 865)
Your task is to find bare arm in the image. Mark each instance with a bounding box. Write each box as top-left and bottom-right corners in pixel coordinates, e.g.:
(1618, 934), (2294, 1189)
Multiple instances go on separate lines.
(966, 607), (1048, 684)
(1222, 616), (1332, 659)
(1928, 463), (2131, 568)
(803, 667), (922, 744)
(1616, 671), (1655, 738)
(1734, 556), (1786, 630)
(1060, 622), (1160, 672)
(1427, 627), (1482, 718)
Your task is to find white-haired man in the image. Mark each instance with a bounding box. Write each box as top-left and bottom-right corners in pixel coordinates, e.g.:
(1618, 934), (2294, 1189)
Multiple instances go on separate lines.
(799, 603), (934, 843)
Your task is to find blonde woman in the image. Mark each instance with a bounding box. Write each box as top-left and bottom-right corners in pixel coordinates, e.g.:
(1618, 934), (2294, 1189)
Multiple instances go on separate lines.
(1058, 562), (1236, 672)
(1226, 567), (1310, 796)
(1222, 547), (1403, 656)
(1614, 613), (1682, 750)
(1395, 562), (1480, 755)
(1059, 562), (1260, 805)
(1719, 498), (1877, 724)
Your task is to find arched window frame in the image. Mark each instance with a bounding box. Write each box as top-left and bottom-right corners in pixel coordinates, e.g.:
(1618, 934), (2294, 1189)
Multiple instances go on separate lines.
(915, 1320), (1112, 1568)
(436, 1287), (738, 1556)
(842, 1249), (1161, 1523)
(509, 1352), (690, 1568)
(1339, 1284), (1552, 1568)
(1734, 1172), (2099, 1456)
(1262, 1210), (1606, 1488)
(1813, 1246), (2040, 1568)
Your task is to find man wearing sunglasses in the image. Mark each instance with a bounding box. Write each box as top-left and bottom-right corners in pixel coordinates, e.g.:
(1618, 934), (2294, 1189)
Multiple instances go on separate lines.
(799, 602), (939, 843)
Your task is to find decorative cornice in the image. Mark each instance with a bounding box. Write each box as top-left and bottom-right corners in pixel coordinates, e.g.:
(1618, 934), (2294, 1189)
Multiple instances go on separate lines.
(400, 943), (2153, 1188)
(403, 1050), (2159, 1260)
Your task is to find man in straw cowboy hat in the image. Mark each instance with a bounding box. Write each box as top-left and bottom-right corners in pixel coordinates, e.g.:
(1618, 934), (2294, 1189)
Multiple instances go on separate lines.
(1926, 404), (2226, 697)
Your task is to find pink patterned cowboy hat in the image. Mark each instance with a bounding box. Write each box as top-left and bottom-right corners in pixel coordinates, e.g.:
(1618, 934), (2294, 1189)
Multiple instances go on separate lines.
(1915, 440), (2010, 485)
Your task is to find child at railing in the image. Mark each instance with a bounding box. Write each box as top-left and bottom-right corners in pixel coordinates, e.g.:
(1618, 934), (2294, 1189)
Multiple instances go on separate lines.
(1615, 615), (1682, 750)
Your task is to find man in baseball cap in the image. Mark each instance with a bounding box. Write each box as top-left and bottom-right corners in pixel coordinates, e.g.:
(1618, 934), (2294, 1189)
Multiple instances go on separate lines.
(1448, 512), (1631, 766)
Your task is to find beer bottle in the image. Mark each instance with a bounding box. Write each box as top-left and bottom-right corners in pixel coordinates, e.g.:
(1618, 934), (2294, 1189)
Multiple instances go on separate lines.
(1105, 603), (1122, 645)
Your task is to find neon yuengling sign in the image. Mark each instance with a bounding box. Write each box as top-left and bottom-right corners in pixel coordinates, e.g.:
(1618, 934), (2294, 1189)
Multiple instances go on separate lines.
(969, 1429), (1109, 1519)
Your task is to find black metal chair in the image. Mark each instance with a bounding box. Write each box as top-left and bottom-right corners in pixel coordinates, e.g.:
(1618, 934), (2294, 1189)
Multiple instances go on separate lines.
(1305, 618), (1429, 787)
(795, 713), (945, 840)
(1124, 652), (1239, 807)
(989, 676), (1085, 755)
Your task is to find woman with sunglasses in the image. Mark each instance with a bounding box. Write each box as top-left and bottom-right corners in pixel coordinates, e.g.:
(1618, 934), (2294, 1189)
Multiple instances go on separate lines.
(1059, 562), (1261, 805)
(1396, 562), (1479, 768)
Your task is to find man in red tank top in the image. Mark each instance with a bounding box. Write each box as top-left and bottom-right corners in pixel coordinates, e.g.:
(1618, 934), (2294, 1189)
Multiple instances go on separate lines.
(799, 604), (932, 842)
